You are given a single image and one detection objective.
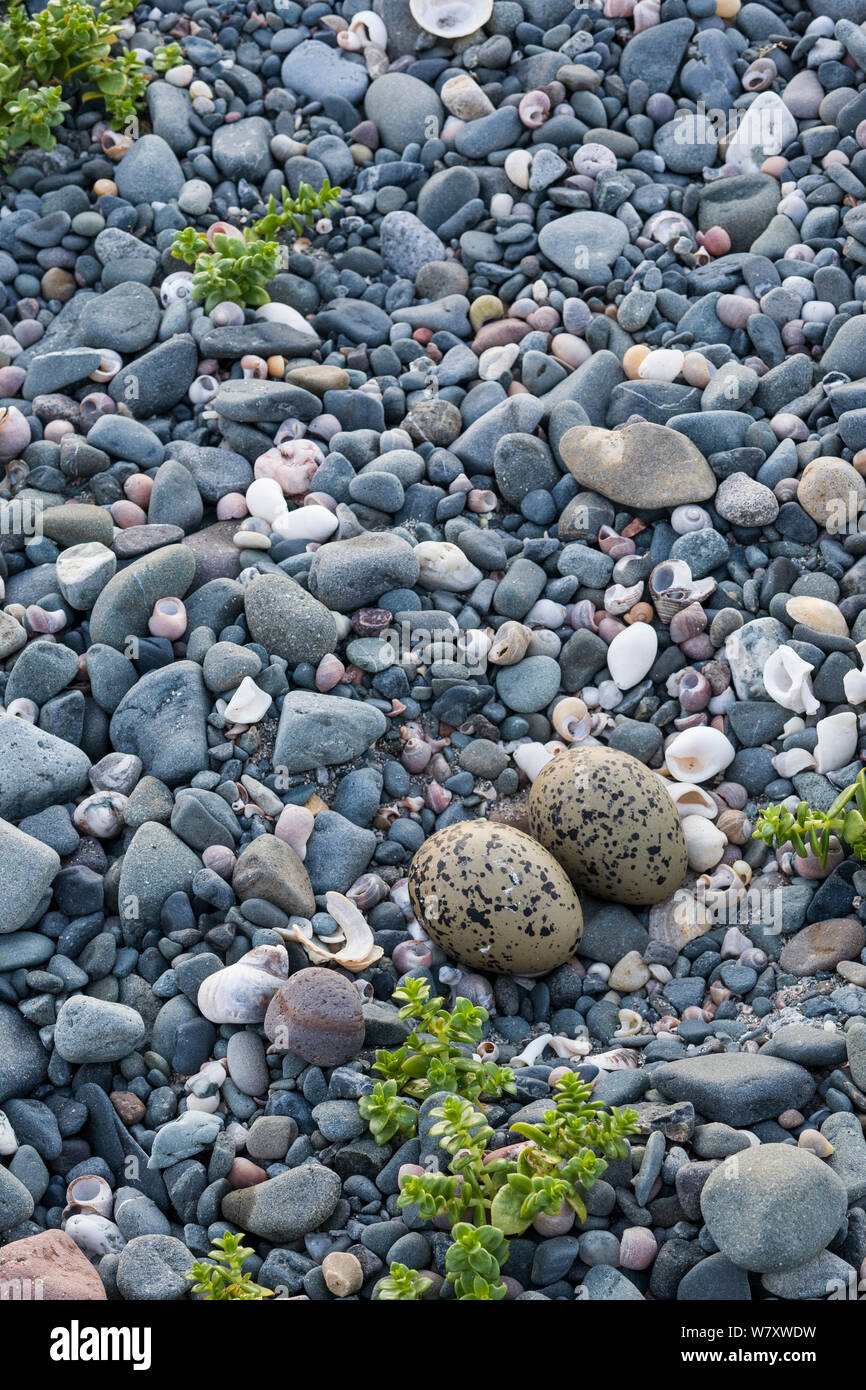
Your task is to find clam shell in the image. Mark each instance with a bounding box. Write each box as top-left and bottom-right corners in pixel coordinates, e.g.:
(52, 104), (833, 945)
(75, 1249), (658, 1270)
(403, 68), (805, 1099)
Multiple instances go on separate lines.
(197, 945), (289, 1024)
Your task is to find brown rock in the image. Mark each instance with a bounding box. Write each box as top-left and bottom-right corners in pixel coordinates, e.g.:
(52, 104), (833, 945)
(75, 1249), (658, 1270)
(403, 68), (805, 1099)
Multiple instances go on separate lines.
(265, 966), (365, 1066)
(110, 1090), (146, 1125)
(183, 521), (243, 590)
(559, 421), (716, 509)
(779, 918), (866, 977)
(232, 835), (315, 918)
(285, 365), (350, 396)
(0, 1229), (106, 1300)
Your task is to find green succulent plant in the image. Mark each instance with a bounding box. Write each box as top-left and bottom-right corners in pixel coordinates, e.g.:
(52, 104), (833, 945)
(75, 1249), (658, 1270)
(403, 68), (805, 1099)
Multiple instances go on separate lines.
(0, 0), (148, 161)
(170, 181), (342, 313)
(368, 977), (516, 1116)
(152, 41), (183, 74)
(375, 1263), (434, 1301)
(186, 1232), (273, 1300)
(251, 178), (341, 239)
(358, 1079), (418, 1145)
(754, 767), (866, 867)
(390, 1074), (639, 1300)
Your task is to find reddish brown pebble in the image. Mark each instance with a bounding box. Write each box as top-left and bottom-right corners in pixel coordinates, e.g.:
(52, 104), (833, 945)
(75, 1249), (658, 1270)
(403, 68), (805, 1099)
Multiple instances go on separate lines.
(228, 1157), (269, 1188)
(110, 1090), (146, 1125)
(0, 1229), (107, 1299)
(264, 966), (365, 1066)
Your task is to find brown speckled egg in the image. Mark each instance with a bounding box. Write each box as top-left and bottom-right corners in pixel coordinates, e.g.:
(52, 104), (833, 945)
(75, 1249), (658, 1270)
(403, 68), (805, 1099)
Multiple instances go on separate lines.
(407, 821), (582, 975)
(528, 746), (687, 906)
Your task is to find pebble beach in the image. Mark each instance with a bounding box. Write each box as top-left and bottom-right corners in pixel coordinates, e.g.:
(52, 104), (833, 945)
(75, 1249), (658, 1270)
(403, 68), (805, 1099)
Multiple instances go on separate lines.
(2, 0), (866, 1311)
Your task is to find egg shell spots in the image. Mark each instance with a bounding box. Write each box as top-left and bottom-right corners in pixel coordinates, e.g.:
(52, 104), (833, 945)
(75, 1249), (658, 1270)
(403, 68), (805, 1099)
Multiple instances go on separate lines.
(528, 746), (687, 906)
(407, 820), (583, 975)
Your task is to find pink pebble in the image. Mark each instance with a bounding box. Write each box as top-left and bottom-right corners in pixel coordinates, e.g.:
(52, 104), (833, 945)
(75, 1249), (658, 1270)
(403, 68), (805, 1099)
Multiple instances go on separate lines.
(43, 420), (74, 443)
(125, 474), (153, 507)
(0, 365), (25, 395)
(217, 492), (248, 520)
(111, 499), (147, 528)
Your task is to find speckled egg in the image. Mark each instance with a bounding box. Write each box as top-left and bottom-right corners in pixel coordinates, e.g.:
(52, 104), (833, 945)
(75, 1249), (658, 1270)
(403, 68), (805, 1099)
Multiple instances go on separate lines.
(407, 821), (582, 975)
(528, 746), (687, 906)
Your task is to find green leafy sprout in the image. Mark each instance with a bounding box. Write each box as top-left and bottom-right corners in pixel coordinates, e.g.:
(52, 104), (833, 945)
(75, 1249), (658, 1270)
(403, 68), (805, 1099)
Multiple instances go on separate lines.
(152, 41), (183, 74)
(754, 767), (866, 867)
(388, 1072), (639, 1301)
(186, 1231), (273, 1300)
(364, 976), (517, 1116)
(375, 1263), (434, 1301)
(0, 0), (149, 161)
(170, 181), (341, 314)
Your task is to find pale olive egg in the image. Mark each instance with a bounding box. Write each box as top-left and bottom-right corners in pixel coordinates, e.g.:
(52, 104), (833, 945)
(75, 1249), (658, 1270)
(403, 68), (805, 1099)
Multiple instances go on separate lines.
(407, 820), (582, 975)
(528, 746), (687, 906)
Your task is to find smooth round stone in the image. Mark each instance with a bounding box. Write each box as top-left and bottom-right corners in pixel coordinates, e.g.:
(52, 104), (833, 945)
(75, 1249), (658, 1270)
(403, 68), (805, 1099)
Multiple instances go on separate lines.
(54, 997), (146, 1063)
(495, 655), (561, 713)
(700, 1145), (848, 1274)
(225, 1031), (269, 1097)
(364, 73), (443, 153)
(779, 917), (866, 975)
(797, 457), (866, 526)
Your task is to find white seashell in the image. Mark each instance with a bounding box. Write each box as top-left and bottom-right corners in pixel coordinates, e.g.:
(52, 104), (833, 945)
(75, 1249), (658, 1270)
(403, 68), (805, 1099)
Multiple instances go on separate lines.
(763, 645), (819, 714)
(63, 1175), (113, 1221)
(414, 541), (483, 592)
(551, 697), (590, 743)
(771, 748), (816, 778)
(665, 727), (735, 783)
(525, 599), (566, 627)
(347, 9), (388, 46)
(613, 1009), (645, 1040)
(410, 0), (493, 37)
(513, 740), (558, 781)
(550, 1037), (594, 1060)
(604, 582), (644, 616)
(606, 621), (658, 691)
(160, 270), (194, 306)
(682, 814), (727, 872)
(814, 711), (857, 774)
(278, 894), (383, 971)
(844, 666), (866, 705)
(255, 301), (312, 334)
(89, 349), (122, 383)
(197, 945), (289, 1024)
(246, 476), (289, 524)
(63, 1214), (126, 1259)
(726, 91), (797, 172)
(271, 504), (339, 542)
(0, 1109), (16, 1156)
(223, 676), (272, 724)
(511, 1033), (553, 1067)
(658, 779), (718, 818)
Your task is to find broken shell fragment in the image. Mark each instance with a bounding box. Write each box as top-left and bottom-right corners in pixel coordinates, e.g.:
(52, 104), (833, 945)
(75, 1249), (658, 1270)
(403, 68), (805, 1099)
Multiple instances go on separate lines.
(665, 727), (735, 783)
